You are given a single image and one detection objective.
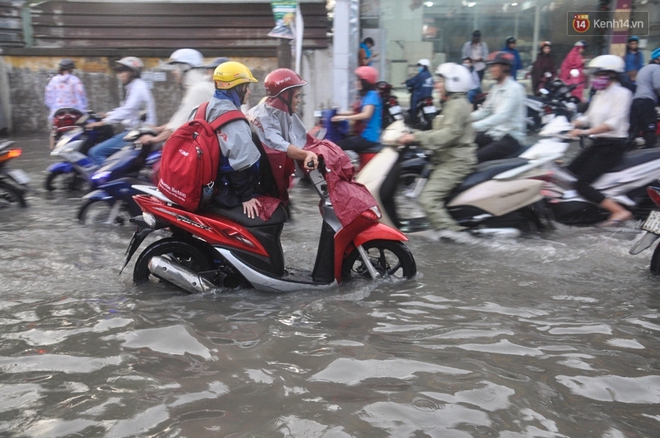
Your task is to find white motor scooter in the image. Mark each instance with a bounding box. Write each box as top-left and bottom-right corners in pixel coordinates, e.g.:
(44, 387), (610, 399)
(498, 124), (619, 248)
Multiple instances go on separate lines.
(355, 119), (571, 236)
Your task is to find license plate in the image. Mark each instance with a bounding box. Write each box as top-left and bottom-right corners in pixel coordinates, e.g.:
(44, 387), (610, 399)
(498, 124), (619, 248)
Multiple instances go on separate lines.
(7, 169), (30, 185)
(642, 210), (660, 234)
(422, 105), (437, 115)
(389, 105), (402, 115)
(542, 114), (555, 124)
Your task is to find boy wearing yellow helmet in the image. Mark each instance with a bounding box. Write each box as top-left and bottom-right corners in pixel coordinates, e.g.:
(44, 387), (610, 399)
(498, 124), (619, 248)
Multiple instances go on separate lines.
(191, 61), (263, 219)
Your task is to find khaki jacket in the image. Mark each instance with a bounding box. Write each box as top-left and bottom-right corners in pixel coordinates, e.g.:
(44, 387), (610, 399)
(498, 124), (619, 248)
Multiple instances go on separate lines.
(413, 94), (477, 166)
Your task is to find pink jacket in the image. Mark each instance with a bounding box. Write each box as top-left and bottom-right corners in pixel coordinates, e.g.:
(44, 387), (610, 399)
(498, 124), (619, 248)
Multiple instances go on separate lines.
(560, 47), (586, 101)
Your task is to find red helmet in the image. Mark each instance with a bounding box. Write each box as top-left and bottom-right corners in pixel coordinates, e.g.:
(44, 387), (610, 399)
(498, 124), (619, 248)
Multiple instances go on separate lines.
(486, 51), (514, 66)
(355, 66), (378, 85)
(264, 68), (307, 97)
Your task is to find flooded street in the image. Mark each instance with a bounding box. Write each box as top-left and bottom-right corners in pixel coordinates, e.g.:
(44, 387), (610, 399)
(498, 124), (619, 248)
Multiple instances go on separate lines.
(2, 136), (660, 437)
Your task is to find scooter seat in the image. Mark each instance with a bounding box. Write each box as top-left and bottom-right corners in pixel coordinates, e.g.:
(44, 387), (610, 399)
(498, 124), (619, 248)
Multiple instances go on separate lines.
(610, 149), (660, 173)
(207, 203), (288, 228)
(454, 157), (528, 194)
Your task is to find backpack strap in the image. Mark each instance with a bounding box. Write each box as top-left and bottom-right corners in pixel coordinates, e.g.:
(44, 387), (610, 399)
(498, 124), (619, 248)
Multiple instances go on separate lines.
(209, 109), (248, 131)
(194, 101), (210, 121)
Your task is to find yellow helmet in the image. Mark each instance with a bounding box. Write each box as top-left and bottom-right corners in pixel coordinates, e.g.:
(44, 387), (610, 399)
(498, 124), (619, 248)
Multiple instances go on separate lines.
(213, 61), (258, 90)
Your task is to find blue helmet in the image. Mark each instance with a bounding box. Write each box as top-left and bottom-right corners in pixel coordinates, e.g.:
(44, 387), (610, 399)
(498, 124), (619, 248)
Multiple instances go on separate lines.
(652, 48), (660, 61)
(628, 35), (639, 43)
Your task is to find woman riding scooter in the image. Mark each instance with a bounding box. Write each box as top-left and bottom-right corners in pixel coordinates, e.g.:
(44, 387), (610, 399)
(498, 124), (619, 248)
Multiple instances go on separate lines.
(331, 66), (383, 155)
(396, 63), (477, 237)
(567, 55), (634, 227)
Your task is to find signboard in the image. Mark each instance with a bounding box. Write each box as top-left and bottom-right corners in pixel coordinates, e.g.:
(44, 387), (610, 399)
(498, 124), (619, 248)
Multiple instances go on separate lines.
(268, 0), (297, 39)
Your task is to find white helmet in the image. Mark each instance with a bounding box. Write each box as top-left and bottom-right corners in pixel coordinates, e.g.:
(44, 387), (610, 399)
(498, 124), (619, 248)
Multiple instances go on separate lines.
(417, 59), (431, 68)
(167, 48), (204, 68)
(588, 55), (624, 74)
(115, 56), (144, 73)
(435, 62), (472, 93)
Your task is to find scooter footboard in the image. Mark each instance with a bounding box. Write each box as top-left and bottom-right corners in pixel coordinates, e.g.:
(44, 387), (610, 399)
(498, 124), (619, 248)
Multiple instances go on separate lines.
(334, 223), (408, 281)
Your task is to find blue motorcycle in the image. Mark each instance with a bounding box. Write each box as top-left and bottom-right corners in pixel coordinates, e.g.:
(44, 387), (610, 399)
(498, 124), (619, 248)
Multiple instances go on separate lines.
(77, 127), (161, 225)
(45, 111), (115, 192)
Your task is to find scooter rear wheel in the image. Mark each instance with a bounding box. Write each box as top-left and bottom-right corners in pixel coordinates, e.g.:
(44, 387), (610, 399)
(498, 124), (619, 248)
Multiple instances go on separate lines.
(342, 239), (417, 280)
(133, 239), (213, 287)
(0, 180), (27, 209)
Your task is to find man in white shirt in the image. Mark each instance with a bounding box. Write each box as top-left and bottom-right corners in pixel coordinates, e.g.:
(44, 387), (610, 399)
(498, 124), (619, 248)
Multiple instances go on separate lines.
(461, 30), (488, 85)
(87, 57), (157, 165)
(137, 49), (214, 148)
(471, 51), (526, 162)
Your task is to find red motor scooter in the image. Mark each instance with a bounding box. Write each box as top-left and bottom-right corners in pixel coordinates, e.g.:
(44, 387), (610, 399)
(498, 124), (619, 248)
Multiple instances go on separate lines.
(122, 141), (416, 294)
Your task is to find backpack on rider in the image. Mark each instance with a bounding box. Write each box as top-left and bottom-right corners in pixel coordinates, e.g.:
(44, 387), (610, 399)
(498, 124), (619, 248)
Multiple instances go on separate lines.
(157, 101), (248, 212)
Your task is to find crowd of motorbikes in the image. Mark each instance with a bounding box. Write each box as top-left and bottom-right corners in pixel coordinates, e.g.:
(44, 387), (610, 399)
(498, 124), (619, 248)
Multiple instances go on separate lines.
(4, 72), (660, 293)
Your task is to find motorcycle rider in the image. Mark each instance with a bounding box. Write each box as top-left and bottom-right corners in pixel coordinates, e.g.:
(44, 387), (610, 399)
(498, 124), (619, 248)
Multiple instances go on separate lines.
(531, 41), (556, 95)
(397, 63), (477, 234)
(624, 36), (644, 84)
(44, 58), (89, 149)
(192, 61), (262, 219)
(404, 59), (434, 124)
(246, 68), (318, 171)
(87, 57), (157, 165)
(471, 51), (526, 162)
(331, 66), (383, 154)
(560, 41), (587, 102)
(567, 55), (633, 227)
(461, 57), (482, 104)
(502, 37), (523, 81)
(629, 48), (660, 149)
(137, 49), (214, 147)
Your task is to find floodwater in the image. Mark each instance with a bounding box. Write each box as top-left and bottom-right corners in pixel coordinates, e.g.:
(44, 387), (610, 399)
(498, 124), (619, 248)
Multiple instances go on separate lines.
(1, 136), (660, 437)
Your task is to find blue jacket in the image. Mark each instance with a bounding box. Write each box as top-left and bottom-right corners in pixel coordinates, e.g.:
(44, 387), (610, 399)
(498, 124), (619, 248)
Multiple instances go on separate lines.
(502, 46), (523, 81)
(405, 68), (434, 112)
(624, 51), (644, 81)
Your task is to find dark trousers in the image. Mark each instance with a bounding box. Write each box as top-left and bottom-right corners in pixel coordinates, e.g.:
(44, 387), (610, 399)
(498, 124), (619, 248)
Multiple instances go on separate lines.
(476, 69), (485, 84)
(337, 136), (380, 153)
(629, 98), (658, 148)
(566, 138), (627, 204)
(475, 132), (521, 163)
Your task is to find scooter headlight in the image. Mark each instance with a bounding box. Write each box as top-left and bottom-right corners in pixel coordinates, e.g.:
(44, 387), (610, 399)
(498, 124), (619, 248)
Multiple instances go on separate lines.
(92, 170), (112, 182)
(143, 212), (157, 228)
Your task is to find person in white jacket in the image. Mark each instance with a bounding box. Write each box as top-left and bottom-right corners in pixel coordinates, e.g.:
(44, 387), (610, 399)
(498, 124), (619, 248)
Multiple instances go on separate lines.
(87, 57), (157, 165)
(137, 49), (214, 147)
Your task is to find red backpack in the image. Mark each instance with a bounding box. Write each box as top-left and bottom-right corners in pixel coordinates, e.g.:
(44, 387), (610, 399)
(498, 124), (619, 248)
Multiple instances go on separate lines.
(158, 102), (247, 211)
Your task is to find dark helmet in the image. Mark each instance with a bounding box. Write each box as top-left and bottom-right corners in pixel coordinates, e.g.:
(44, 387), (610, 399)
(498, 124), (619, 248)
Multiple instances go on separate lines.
(472, 30), (481, 38)
(505, 36), (516, 45)
(58, 58), (75, 71)
(486, 51), (514, 66)
(628, 35), (639, 43)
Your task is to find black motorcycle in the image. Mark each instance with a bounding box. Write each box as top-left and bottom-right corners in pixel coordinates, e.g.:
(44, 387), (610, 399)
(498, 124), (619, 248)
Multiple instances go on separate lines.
(0, 141), (32, 209)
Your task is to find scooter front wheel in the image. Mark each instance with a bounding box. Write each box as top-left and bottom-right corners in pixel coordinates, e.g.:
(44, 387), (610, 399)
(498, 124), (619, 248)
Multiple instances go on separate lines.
(133, 238), (213, 288)
(0, 180), (27, 209)
(78, 199), (131, 226)
(342, 239), (417, 280)
(45, 170), (86, 192)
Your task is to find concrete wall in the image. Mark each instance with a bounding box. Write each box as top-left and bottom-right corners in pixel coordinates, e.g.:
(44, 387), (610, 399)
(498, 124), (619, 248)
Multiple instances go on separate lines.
(0, 52), (333, 134)
(1, 55), (280, 134)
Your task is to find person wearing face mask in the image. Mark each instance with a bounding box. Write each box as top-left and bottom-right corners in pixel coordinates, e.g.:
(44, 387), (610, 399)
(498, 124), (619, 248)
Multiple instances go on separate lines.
(136, 49), (214, 147)
(189, 61), (263, 218)
(567, 55), (633, 227)
(404, 59), (434, 124)
(86, 56), (157, 165)
(461, 57), (481, 104)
